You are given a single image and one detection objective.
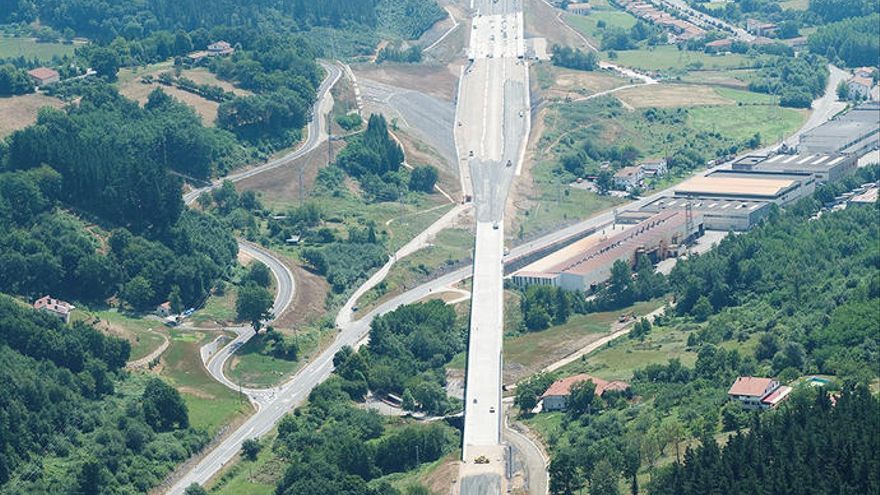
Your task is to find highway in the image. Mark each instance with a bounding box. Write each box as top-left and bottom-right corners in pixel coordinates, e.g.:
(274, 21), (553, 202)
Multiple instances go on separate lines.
(456, 0), (531, 492)
(166, 3), (851, 491)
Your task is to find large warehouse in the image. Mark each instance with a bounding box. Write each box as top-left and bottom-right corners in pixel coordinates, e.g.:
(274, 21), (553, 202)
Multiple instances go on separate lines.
(641, 196), (772, 231)
(512, 210), (704, 292)
(674, 170), (816, 205)
(732, 152), (858, 183)
(798, 102), (880, 155)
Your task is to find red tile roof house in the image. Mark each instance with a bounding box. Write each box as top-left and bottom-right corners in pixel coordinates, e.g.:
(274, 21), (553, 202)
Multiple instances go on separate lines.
(541, 374), (631, 411)
(728, 376), (792, 410)
(27, 67), (60, 87)
(33, 295), (75, 324)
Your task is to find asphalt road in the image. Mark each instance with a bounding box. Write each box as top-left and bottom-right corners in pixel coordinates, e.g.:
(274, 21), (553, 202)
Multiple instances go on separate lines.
(182, 62), (342, 206)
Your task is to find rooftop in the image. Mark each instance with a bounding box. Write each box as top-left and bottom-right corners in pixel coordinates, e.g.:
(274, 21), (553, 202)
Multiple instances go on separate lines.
(676, 176), (798, 198)
(728, 376), (775, 397)
(27, 67), (59, 80)
(33, 295), (74, 315)
(762, 385), (792, 406)
(541, 374), (630, 398)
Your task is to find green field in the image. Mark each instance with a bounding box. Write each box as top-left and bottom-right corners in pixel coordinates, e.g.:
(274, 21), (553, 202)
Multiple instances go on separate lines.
(161, 330), (253, 434)
(224, 327), (328, 388)
(0, 37), (75, 60)
(713, 86), (778, 105)
(609, 45), (758, 72)
(72, 309), (167, 361)
(557, 321), (698, 381)
(355, 227), (474, 312)
(564, 11), (638, 44)
(190, 287), (238, 326)
(209, 435), (282, 495)
(504, 299), (665, 379)
(689, 104), (807, 144)
(514, 158), (626, 240)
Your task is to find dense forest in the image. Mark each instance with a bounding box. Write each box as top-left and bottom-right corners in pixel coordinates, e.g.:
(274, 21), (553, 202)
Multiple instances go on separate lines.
(333, 300), (465, 415)
(649, 387), (879, 495)
(0, 140), (237, 310)
(748, 54), (829, 108)
(0, 296), (206, 494)
(808, 14), (880, 67)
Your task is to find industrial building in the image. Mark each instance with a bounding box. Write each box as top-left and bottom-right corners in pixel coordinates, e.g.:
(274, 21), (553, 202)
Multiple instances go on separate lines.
(641, 196), (772, 231)
(732, 152), (857, 183)
(675, 169), (816, 205)
(798, 103), (880, 155)
(512, 210), (704, 292)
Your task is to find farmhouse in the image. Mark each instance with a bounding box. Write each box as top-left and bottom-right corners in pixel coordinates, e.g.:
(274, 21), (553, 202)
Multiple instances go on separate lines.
(33, 295), (74, 323)
(27, 67), (60, 87)
(728, 376), (792, 411)
(541, 374), (631, 411)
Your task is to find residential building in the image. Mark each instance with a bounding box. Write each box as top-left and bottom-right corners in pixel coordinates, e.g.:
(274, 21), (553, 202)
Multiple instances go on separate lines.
(705, 38), (733, 53)
(566, 2), (591, 15)
(541, 374), (630, 411)
(613, 165), (643, 190)
(33, 295), (74, 323)
(728, 376), (792, 410)
(208, 41), (235, 56)
(746, 19), (778, 37)
(156, 301), (172, 317)
(848, 75), (874, 101)
(639, 158), (668, 177)
(27, 67), (60, 86)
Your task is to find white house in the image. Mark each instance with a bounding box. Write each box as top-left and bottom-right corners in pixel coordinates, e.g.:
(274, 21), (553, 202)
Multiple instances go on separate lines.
(33, 295), (74, 324)
(613, 165), (643, 190)
(728, 376), (792, 410)
(848, 75), (874, 101)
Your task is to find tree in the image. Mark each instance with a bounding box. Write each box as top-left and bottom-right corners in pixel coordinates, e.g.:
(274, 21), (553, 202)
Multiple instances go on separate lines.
(90, 47), (120, 81)
(241, 438), (261, 461)
(409, 165), (438, 192)
(76, 458), (109, 495)
(236, 283), (274, 331)
(837, 80), (849, 100)
(184, 484), (208, 495)
(691, 295), (713, 322)
(590, 459), (620, 495)
(169, 285), (184, 314)
(402, 389), (417, 411)
(568, 379), (597, 418)
(142, 377), (189, 431)
(246, 262), (272, 288)
(754, 333), (779, 361)
(549, 448), (584, 495)
(122, 276), (155, 311)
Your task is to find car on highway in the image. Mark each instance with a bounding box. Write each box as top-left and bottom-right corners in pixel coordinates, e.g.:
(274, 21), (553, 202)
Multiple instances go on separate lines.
(489, 406), (495, 413)
(492, 223), (499, 230)
(506, 159), (512, 167)
(469, 150), (474, 157)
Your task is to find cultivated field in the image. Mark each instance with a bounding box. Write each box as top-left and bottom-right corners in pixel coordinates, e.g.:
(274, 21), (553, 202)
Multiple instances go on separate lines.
(0, 37), (74, 60)
(0, 93), (64, 137)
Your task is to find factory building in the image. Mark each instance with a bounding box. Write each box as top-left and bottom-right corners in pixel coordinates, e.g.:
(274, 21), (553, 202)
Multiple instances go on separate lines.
(798, 103), (880, 155)
(512, 210), (703, 292)
(641, 196), (772, 231)
(674, 170), (816, 205)
(732, 153), (857, 183)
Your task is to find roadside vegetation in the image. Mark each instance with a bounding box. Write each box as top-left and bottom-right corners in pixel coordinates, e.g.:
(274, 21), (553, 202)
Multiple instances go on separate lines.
(0, 295), (210, 494)
(207, 301), (463, 494)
